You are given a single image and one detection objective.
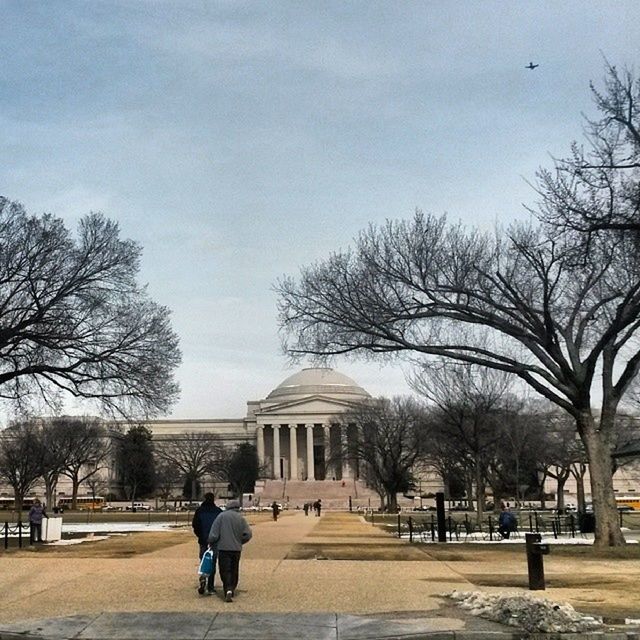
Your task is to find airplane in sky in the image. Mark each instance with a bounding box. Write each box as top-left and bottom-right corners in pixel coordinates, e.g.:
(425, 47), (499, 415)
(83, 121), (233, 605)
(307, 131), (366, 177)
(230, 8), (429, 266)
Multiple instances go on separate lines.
(525, 62), (539, 70)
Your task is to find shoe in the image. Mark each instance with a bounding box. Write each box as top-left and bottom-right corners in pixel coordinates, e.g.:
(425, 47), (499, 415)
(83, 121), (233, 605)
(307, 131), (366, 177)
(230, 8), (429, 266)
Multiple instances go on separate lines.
(225, 590), (233, 602)
(198, 576), (207, 595)
(207, 588), (216, 595)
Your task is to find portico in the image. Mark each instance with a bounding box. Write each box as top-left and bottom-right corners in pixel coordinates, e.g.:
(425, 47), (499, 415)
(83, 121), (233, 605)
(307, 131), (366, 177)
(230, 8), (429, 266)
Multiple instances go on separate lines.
(256, 422), (354, 481)
(246, 368), (369, 481)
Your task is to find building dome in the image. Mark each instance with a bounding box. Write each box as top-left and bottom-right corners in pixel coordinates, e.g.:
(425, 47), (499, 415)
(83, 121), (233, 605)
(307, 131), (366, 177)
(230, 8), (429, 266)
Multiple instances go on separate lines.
(266, 367), (370, 403)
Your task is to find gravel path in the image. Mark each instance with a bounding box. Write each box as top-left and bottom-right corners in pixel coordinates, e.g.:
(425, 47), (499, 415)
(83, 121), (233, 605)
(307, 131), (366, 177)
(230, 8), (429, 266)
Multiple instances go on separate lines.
(0, 512), (472, 626)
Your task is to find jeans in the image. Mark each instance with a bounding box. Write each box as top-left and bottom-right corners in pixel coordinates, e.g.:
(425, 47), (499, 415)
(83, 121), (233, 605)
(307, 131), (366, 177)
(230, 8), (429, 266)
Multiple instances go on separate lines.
(217, 550), (242, 594)
(198, 544), (217, 590)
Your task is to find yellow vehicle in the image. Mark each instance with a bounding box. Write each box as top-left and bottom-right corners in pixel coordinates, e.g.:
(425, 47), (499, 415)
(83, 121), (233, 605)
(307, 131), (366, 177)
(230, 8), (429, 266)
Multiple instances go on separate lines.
(615, 496), (640, 511)
(57, 496), (105, 510)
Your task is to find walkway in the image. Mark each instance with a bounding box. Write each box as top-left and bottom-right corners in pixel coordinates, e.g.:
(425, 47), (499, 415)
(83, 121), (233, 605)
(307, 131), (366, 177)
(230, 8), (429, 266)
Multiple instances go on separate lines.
(0, 512), (637, 639)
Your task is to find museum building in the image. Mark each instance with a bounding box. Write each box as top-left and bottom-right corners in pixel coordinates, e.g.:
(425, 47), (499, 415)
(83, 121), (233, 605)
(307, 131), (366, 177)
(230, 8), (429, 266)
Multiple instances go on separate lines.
(148, 367), (371, 483)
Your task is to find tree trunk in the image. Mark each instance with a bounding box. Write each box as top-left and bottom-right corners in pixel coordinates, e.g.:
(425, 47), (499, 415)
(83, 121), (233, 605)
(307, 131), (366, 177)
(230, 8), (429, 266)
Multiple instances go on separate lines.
(43, 476), (58, 512)
(580, 414), (625, 546)
(539, 470), (548, 510)
(572, 463), (587, 512)
(555, 470), (569, 512)
(475, 460), (484, 527)
(71, 476), (80, 510)
(465, 475), (475, 511)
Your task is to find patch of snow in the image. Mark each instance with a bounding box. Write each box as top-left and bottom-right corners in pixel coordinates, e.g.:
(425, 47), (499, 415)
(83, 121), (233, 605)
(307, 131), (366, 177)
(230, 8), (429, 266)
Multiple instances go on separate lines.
(49, 535), (111, 546)
(445, 590), (603, 633)
(62, 522), (178, 534)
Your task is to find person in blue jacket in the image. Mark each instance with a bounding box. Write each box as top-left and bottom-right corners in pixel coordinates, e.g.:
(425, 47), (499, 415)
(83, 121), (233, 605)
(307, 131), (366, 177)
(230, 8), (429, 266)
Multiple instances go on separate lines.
(498, 506), (517, 539)
(192, 493), (222, 594)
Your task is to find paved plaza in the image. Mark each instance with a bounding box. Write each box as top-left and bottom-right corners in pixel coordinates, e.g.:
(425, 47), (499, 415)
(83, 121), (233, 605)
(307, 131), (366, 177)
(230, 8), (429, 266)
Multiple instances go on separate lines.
(1, 512), (640, 639)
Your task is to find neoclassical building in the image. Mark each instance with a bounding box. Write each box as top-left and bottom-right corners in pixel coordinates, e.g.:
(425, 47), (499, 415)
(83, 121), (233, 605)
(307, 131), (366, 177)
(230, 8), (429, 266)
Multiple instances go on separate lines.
(147, 367), (370, 483)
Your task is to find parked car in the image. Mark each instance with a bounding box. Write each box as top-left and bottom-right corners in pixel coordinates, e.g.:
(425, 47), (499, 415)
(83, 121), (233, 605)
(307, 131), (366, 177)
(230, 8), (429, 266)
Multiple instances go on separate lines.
(125, 502), (152, 511)
(179, 502), (201, 511)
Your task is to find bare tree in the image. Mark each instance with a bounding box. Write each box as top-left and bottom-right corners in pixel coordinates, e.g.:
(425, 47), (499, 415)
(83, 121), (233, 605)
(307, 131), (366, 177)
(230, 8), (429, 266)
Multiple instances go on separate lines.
(278, 203), (640, 546)
(0, 198), (181, 418)
(535, 63), (640, 238)
(413, 364), (512, 524)
(57, 417), (109, 509)
(155, 432), (223, 502)
(35, 420), (72, 510)
(154, 457), (182, 508)
(0, 422), (41, 513)
(338, 397), (430, 513)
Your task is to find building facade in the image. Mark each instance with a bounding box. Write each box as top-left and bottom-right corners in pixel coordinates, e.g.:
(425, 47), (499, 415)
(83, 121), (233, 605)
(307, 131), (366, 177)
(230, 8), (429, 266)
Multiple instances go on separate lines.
(147, 367), (370, 482)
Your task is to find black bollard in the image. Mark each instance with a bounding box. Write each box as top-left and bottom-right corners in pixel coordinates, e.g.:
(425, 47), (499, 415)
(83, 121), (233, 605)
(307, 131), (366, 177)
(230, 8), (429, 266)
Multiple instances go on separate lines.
(397, 513), (401, 538)
(408, 516), (413, 543)
(436, 492), (447, 542)
(525, 532), (550, 590)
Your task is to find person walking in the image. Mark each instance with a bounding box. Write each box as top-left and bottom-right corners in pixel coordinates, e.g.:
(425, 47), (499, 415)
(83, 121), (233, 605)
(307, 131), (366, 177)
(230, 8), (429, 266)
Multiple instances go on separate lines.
(313, 498), (322, 517)
(28, 499), (48, 544)
(192, 493), (222, 595)
(303, 502), (310, 516)
(208, 499), (252, 602)
(271, 501), (280, 521)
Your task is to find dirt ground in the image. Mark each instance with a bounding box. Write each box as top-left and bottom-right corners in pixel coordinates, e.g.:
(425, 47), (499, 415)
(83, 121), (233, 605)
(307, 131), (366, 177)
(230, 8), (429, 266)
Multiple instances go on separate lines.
(2, 512), (640, 623)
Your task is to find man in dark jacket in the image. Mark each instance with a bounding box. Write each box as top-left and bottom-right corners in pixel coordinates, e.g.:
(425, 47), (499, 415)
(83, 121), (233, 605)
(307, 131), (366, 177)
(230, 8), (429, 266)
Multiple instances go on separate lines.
(498, 507), (517, 539)
(192, 493), (222, 594)
(208, 499), (252, 602)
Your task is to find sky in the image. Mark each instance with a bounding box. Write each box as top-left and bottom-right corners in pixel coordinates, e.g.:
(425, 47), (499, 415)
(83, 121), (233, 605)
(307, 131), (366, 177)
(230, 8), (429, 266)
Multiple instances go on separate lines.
(1, 1), (640, 419)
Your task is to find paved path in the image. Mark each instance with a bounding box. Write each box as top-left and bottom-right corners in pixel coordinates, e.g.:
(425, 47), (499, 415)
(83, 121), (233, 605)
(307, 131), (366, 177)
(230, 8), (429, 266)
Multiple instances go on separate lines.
(0, 512), (636, 639)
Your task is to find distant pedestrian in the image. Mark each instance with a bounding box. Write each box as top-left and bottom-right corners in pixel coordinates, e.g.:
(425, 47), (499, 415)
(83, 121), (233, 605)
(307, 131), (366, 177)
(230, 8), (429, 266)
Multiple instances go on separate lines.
(192, 493), (222, 595)
(313, 499), (322, 517)
(303, 502), (310, 516)
(28, 499), (48, 544)
(271, 501), (280, 521)
(208, 499), (252, 603)
(498, 507), (517, 539)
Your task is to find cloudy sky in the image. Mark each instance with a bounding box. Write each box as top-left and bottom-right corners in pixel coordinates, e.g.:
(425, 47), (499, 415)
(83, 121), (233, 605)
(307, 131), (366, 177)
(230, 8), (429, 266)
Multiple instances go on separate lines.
(1, 1), (639, 418)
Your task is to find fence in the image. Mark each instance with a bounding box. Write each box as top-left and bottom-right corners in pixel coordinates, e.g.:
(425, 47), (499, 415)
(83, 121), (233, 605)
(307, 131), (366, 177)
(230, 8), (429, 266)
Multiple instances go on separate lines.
(368, 509), (634, 542)
(2, 521), (27, 549)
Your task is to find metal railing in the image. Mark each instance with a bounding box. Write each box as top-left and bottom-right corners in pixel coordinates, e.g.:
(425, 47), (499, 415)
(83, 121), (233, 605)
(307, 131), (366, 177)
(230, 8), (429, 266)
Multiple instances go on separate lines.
(2, 521), (26, 549)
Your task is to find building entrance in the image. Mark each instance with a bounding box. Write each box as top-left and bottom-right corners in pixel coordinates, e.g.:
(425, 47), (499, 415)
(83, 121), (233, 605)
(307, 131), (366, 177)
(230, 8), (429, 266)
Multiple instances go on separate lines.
(313, 444), (326, 480)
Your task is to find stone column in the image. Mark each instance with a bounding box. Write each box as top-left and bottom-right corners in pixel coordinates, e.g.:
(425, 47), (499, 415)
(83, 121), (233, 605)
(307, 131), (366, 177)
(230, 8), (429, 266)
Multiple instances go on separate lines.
(323, 424), (331, 480)
(341, 424), (351, 479)
(289, 425), (298, 480)
(273, 425), (281, 479)
(306, 424), (315, 481)
(256, 425), (265, 468)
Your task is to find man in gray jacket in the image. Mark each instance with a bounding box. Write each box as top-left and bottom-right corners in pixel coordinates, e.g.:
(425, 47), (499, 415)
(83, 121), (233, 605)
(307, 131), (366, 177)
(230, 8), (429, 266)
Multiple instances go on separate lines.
(207, 499), (252, 602)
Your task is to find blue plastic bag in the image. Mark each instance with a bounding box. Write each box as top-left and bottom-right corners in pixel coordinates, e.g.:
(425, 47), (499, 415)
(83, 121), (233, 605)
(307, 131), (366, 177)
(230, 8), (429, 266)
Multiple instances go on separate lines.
(198, 549), (214, 576)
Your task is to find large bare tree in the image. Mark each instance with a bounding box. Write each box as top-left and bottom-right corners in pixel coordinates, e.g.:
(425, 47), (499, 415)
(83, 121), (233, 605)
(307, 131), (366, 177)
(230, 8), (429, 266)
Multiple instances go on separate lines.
(155, 432), (223, 502)
(278, 209), (640, 545)
(277, 66), (640, 547)
(413, 364), (512, 524)
(0, 422), (41, 513)
(58, 417), (110, 509)
(338, 396), (430, 513)
(0, 198), (181, 417)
